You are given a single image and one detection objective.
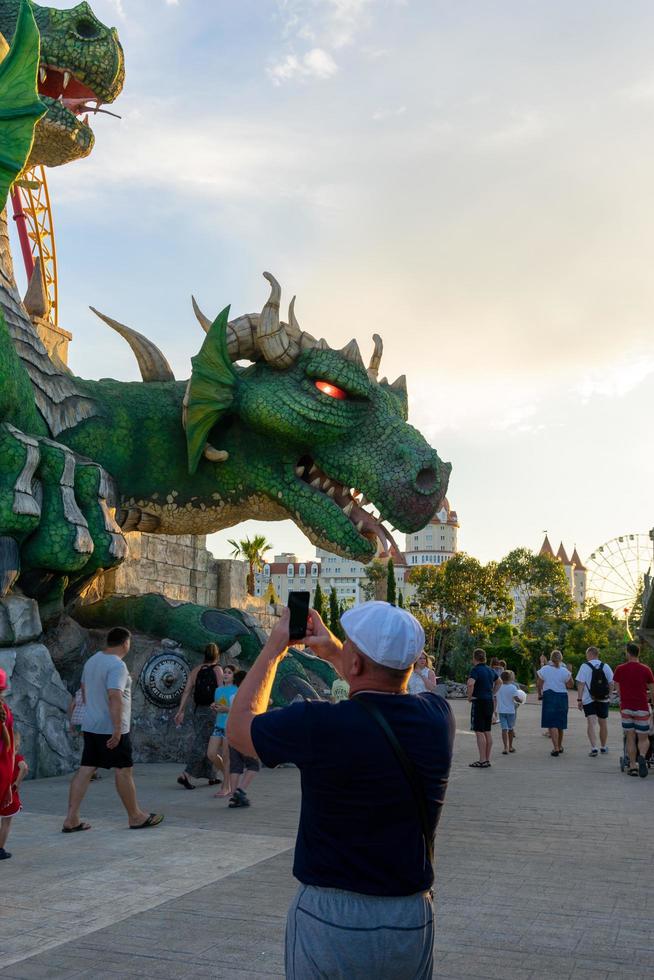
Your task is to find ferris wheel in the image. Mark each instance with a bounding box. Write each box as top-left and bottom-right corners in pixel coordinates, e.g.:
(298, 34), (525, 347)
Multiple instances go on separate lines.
(586, 533), (653, 615)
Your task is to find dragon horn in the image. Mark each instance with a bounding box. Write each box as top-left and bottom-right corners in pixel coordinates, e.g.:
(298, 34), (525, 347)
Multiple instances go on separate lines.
(367, 334), (383, 381)
(340, 339), (364, 368)
(191, 296), (212, 333)
(256, 272), (300, 368)
(389, 374), (407, 397)
(89, 307), (175, 382)
(287, 296), (300, 337)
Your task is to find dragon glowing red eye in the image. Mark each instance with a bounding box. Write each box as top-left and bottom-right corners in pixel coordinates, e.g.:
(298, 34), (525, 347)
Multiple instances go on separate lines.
(315, 380), (347, 400)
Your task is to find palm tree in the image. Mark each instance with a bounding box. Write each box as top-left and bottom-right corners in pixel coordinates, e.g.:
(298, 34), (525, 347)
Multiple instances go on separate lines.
(228, 534), (272, 595)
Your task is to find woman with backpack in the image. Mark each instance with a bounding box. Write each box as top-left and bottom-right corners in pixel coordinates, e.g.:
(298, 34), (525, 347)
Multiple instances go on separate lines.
(174, 644), (224, 789)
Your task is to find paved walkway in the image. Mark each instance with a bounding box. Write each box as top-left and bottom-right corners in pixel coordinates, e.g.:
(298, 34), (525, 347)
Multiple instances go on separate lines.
(2, 699), (653, 979)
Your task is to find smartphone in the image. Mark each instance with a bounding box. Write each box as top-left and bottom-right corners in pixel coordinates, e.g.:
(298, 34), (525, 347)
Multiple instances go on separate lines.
(288, 591), (310, 642)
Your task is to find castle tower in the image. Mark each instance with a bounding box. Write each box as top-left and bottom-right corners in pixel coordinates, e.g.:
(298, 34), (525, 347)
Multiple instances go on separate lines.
(557, 542), (574, 592)
(404, 499), (459, 569)
(540, 534), (555, 558)
(570, 547), (587, 609)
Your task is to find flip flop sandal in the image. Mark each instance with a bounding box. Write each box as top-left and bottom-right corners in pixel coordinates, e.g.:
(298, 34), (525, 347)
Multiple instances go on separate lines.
(502, 750), (508, 755)
(480, 761), (491, 768)
(130, 813), (164, 829)
(468, 761), (486, 768)
(62, 822), (91, 833)
(629, 768), (639, 777)
(176, 776), (195, 790)
(509, 748), (516, 753)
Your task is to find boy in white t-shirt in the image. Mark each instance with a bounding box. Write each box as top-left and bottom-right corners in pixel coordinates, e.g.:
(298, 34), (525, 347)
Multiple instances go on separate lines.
(496, 670), (527, 754)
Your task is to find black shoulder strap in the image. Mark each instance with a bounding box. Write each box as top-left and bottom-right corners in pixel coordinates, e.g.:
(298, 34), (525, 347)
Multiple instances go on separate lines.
(352, 696), (433, 866)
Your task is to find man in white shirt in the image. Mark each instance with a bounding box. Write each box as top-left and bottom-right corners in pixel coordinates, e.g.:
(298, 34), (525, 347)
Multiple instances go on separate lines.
(62, 627), (164, 833)
(575, 646), (613, 757)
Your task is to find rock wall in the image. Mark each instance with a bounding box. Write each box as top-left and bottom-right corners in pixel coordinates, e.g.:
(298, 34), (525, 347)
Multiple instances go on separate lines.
(102, 532), (219, 606)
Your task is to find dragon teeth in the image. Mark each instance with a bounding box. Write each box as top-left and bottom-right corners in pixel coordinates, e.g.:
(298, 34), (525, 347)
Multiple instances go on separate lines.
(309, 465), (319, 477)
(295, 466), (305, 477)
(355, 520), (364, 532)
(327, 487), (336, 498)
(322, 479), (332, 490)
(310, 478), (321, 488)
(63, 70), (71, 89)
(343, 501), (354, 517)
(39, 67), (47, 84)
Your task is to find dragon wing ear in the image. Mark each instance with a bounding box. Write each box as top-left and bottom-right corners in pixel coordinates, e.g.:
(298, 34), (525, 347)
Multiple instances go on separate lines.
(0, 1), (46, 212)
(185, 305), (238, 474)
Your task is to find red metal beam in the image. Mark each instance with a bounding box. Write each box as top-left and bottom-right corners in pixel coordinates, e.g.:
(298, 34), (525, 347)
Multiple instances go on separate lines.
(10, 187), (35, 282)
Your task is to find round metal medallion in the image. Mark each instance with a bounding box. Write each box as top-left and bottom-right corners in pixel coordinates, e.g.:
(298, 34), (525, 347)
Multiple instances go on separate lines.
(140, 652), (190, 707)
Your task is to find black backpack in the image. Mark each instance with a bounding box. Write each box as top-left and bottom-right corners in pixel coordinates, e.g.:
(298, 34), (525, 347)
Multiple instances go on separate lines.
(587, 662), (610, 701)
(194, 664), (218, 706)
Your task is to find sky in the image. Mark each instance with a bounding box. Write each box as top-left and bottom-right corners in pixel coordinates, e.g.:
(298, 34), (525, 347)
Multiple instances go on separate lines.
(13, 0), (654, 570)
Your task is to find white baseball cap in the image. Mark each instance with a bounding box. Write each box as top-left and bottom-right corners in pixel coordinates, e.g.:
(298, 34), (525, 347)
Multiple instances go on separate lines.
(340, 601), (426, 670)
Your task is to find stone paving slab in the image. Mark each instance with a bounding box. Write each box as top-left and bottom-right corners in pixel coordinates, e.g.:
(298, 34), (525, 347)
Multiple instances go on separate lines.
(3, 700), (654, 978)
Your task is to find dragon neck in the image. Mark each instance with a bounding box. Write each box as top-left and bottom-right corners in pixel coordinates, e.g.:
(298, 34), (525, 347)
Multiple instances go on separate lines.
(0, 207), (100, 436)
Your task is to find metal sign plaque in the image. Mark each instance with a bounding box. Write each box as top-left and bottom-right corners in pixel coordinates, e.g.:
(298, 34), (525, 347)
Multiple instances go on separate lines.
(140, 652), (190, 707)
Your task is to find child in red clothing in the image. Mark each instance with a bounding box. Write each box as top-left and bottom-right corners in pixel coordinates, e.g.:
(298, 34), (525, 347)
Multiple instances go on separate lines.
(0, 731), (29, 860)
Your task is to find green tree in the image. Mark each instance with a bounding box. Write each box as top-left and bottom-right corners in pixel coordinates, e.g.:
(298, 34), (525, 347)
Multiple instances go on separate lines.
(313, 580), (326, 620)
(397, 590), (404, 608)
(386, 557), (397, 606)
(361, 558), (386, 601)
(227, 534), (272, 595)
(408, 553), (512, 673)
(498, 548), (574, 661)
(561, 601), (630, 673)
(329, 587), (344, 639)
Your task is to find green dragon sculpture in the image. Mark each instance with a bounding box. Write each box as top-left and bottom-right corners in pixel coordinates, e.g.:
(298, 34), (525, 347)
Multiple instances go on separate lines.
(0, 2), (451, 618)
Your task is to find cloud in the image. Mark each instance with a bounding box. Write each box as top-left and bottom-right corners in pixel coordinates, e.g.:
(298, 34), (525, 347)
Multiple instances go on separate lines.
(621, 76), (654, 102)
(269, 47), (338, 84)
(576, 355), (654, 402)
(372, 104), (406, 121)
(276, 0), (375, 50)
(482, 110), (548, 149)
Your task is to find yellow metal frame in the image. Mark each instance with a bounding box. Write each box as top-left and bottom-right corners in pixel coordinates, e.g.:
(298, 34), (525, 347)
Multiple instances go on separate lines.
(15, 164), (58, 328)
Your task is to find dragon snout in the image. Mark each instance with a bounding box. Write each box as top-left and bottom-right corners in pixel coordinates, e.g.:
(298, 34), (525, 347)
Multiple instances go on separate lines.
(414, 466), (439, 496)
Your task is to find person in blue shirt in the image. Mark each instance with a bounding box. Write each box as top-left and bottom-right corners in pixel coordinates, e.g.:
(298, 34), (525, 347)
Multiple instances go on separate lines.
(467, 648), (502, 769)
(228, 600), (455, 980)
(207, 666), (237, 797)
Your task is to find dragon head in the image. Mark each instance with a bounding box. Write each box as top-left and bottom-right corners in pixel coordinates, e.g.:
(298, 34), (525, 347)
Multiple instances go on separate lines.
(185, 275), (452, 562)
(0, 0), (124, 167)
(92, 273), (451, 562)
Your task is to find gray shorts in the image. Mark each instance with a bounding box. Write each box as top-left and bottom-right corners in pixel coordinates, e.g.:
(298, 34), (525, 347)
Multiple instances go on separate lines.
(228, 745), (260, 775)
(285, 883), (434, 979)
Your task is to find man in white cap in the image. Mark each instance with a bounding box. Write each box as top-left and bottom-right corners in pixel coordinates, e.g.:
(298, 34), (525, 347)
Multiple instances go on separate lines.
(228, 600), (455, 979)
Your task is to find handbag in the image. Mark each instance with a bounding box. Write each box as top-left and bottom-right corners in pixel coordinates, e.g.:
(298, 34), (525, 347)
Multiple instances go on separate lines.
(352, 696), (433, 866)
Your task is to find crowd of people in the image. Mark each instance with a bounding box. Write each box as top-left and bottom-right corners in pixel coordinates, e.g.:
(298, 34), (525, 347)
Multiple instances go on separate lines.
(466, 642), (654, 775)
(1, 601), (653, 978)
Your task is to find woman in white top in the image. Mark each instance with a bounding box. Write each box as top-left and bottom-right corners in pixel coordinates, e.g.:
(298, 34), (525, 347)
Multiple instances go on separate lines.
(536, 650), (573, 756)
(407, 652), (438, 694)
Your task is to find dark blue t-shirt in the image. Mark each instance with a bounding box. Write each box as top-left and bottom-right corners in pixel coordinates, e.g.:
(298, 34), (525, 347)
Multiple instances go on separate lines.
(469, 663), (497, 700)
(251, 692), (455, 897)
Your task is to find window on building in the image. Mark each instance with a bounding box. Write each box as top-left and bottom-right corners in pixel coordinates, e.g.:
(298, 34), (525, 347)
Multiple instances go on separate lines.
(264, 565), (270, 577)
(311, 563), (318, 576)
(299, 563), (306, 577)
(287, 564), (294, 576)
